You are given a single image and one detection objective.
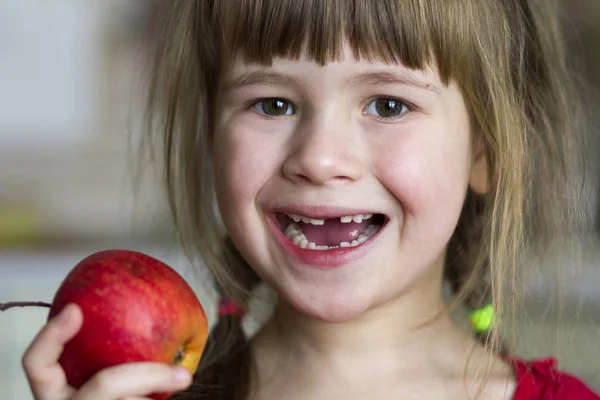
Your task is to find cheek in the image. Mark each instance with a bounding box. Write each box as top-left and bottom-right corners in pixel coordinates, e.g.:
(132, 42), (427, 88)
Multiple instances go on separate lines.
(375, 121), (472, 225)
(213, 118), (283, 214)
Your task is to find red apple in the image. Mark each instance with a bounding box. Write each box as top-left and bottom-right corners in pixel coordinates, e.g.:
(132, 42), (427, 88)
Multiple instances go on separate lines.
(47, 249), (208, 400)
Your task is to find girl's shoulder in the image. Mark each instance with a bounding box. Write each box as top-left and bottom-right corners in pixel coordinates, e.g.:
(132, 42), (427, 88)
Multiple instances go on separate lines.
(510, 357), (600, 400)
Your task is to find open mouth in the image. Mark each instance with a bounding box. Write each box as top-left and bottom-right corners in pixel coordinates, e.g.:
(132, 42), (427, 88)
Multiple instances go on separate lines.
(276, 212), (388, 251)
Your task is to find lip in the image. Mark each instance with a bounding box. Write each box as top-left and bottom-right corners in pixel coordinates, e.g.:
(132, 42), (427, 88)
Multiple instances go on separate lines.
(267, 207), (388, 268)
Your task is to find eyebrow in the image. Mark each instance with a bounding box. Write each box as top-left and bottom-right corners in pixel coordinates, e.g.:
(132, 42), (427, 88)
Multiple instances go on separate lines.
(347, 71), (440, 95)
(222, 69), (440, 94)
(221, 71), (300, 91)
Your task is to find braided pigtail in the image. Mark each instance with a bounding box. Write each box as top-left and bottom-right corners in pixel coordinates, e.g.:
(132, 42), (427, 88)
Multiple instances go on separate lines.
(172, 238), (260, 400)
(188, 298), (251, 400)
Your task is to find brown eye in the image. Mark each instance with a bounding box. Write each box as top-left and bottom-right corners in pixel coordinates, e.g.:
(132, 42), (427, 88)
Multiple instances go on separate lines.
(255, 98), (294, 116)
(365, 98), (408, 118)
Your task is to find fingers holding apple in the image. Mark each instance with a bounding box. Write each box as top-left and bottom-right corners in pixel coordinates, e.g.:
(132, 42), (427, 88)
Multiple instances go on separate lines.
(22, 304), (81, 400)
(11, 249), (209, 400)
(23, 302), (194, 400)
(71, 361), (192, 400)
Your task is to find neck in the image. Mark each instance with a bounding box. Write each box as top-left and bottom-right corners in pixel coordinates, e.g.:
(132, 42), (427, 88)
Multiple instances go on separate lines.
(251, 260), (476, 376)
(271, 290), (450, 359)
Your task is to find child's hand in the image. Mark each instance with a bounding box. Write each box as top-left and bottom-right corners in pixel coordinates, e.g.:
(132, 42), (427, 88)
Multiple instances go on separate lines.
(22, 303), (192, 400)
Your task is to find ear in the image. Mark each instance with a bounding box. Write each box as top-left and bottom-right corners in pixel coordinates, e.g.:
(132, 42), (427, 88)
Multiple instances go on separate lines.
(469, 138), (488, 195)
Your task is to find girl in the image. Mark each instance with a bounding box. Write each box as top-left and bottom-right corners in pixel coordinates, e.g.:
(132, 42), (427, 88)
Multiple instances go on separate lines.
(22, 1), (599, 399)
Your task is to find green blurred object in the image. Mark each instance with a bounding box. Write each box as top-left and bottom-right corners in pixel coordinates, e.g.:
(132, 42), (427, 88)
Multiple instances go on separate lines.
(469, 303), (495, 333)
(0, 205), (42, 246)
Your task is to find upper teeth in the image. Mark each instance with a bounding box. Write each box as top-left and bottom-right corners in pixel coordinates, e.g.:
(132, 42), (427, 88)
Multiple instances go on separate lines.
(287, 213), (373, 225)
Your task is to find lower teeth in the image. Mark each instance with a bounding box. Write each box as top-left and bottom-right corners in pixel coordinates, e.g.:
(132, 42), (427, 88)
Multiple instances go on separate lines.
(284, 223), (380, 251)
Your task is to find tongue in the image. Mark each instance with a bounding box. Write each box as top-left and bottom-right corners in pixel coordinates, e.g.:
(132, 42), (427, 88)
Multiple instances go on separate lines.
(301, 219), (372, 246)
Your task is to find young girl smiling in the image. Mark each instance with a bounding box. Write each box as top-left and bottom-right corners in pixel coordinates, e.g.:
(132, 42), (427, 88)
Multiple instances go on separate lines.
(22, 1), (599, 399)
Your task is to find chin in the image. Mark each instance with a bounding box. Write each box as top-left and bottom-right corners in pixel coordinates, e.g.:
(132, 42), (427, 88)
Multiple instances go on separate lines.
(280, 287), (373, 324)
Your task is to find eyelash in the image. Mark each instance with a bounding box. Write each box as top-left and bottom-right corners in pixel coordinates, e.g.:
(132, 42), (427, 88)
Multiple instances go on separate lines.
(248, 96), (415, 121)
(362, 96), (413, 122)
(249, 98), (295, 119)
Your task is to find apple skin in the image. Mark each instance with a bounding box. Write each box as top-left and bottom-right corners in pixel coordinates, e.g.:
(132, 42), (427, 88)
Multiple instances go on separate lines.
(47, 249), (208, 400)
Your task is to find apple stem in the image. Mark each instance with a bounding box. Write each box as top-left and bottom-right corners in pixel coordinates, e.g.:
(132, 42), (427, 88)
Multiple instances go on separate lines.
(0, 301), (52, 311)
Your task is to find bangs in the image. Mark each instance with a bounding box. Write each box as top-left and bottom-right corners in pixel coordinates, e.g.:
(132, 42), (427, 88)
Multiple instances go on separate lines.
(209, 0), (472, 85)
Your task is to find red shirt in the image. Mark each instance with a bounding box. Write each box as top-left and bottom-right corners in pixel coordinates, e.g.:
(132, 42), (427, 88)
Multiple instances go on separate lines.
(511, 358), (600, 399)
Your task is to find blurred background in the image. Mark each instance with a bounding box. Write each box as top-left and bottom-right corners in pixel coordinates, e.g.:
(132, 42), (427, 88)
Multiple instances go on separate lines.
(0, 1), (598, 398)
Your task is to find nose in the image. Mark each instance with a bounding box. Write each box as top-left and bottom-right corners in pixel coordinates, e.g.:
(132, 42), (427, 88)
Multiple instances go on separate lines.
(282, 118), (365, 186)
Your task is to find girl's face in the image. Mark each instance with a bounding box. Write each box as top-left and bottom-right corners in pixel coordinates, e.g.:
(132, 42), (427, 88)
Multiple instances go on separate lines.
(213, 45), (484, 322)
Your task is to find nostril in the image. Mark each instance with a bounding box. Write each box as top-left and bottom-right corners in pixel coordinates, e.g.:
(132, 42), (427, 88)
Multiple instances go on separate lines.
(296, 174), (314, 184)
(287, 173), (355, 186)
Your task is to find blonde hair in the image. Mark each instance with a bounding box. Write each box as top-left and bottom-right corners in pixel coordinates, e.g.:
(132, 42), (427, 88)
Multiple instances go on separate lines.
(142, 1), (587, 398)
